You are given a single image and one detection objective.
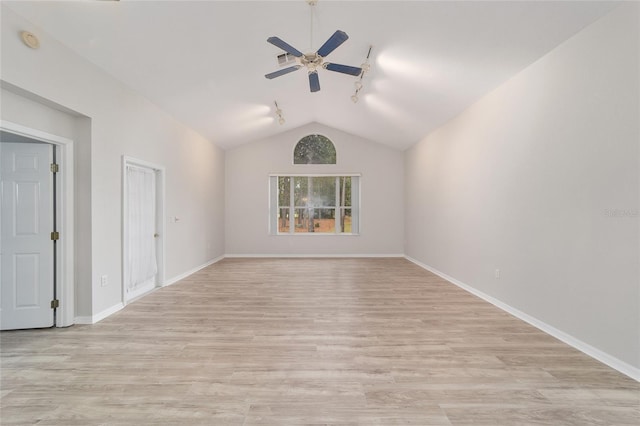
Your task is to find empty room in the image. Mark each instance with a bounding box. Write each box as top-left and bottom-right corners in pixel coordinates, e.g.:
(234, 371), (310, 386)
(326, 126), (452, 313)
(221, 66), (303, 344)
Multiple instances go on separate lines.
(0, 0), (638, 424)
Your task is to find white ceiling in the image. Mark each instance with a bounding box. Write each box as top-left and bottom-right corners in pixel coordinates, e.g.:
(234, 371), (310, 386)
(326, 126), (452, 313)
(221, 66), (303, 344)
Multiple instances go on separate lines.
(4, 0), (618, 150)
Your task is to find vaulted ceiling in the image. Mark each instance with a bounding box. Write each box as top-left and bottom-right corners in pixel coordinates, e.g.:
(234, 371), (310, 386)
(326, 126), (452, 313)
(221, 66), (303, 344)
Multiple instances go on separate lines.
(3, 0), (618, 150)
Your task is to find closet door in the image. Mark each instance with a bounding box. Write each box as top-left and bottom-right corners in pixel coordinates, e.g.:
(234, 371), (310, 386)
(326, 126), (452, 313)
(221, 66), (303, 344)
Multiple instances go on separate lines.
(124, 163), (158, 302)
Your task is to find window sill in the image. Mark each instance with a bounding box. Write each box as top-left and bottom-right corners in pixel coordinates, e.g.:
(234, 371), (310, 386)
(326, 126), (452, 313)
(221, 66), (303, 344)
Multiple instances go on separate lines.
(274, 233), (360, 237)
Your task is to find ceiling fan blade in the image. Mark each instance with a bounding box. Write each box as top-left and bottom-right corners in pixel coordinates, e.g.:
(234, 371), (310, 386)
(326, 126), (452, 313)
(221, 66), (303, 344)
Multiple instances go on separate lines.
(324, 63), (363, 76)
(316, 30), (349, 58)
(265, 65), (302, 79)
(267, 36), (303, 57)
(308, 71), (320, 93)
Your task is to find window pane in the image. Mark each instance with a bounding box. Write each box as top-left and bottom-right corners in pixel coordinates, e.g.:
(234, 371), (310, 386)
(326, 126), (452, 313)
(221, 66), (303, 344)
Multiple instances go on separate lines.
(278, 176), (290, 207)
(293, 208), (335, 233)
(314, 208), (335, 233)
(293, 177), (307, 207)
(278, 208), (290, 233)
(294, 207), (311, 233)
(338, 176), (351, 207)
(338, 208), (352, 233)
(310, 177), (335, 206)
(293, 134), (337, 164)
(294, 176), (335, 207)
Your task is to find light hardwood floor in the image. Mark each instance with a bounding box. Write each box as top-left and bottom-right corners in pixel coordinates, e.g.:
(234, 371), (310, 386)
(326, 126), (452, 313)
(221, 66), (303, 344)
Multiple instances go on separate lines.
(1, 258), (638, 425)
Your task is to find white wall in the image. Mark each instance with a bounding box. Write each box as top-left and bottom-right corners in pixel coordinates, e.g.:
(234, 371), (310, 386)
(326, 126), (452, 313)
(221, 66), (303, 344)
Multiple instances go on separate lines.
(1, 87), (78, 138)
(225, 122), (404, 256)
(1, 6), (225, 319)
(405, 3), (639, 372)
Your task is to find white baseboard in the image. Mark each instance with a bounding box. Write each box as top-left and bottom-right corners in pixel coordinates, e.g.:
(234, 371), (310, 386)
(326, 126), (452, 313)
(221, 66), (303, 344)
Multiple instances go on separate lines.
(224, 253), (405, 258)
(125, 280), (156, 303)
(405, 255), (640, 382)
(162, 255), (225, 287)
(73, 256), (225, 325)
(74, 302), (124, 325)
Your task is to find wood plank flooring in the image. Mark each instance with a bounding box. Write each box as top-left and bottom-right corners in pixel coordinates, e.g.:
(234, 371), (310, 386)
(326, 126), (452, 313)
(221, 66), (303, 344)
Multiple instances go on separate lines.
(1, 258), (638, 425)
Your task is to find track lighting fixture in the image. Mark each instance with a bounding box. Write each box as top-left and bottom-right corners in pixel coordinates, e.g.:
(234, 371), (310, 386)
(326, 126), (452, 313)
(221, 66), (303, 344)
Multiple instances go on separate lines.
(351, 45), (372, 103)
(274, 101), (285, 125)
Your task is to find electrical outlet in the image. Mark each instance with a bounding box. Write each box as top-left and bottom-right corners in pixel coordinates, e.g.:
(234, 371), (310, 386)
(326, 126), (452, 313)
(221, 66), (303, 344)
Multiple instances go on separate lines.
(494, 269), (501, 279)
(101, 275), (108, 287)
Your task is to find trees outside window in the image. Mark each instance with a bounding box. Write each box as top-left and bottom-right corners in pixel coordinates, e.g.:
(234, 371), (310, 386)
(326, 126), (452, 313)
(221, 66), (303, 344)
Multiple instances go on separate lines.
(269, 135), (359, 235)
(293, 134), (336, 164)
(270, 175), (359, 235)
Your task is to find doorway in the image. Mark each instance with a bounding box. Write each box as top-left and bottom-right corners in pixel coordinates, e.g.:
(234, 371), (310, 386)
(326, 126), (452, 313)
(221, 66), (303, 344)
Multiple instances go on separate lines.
(122, 156), (165, 303)
(0, 122), (74, 329)
(1, 141), (55, 329)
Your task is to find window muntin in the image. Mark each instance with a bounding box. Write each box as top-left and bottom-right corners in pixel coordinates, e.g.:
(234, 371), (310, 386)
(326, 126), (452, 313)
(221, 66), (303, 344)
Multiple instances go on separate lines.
(270, 175), (359, 235)
(293, 134), (337, 164)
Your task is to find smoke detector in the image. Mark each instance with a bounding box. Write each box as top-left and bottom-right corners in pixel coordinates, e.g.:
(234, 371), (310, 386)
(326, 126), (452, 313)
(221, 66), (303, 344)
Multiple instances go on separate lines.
(20, 31), (40, 49)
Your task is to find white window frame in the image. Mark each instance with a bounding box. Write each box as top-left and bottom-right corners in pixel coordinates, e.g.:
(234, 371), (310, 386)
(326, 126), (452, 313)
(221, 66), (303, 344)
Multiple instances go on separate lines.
(269, 174), (361, 236)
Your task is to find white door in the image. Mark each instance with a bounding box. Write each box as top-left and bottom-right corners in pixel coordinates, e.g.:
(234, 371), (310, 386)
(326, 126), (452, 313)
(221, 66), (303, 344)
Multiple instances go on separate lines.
(124, 164), (158, 301)
(0, 142), (55, 330)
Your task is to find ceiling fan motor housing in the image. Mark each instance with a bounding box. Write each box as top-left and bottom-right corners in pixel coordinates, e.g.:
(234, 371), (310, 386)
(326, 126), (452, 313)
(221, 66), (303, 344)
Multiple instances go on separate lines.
(300, 53), (323, 71)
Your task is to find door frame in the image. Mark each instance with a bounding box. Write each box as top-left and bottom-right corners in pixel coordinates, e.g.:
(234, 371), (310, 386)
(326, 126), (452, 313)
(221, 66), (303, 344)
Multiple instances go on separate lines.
(1, 120), (75, 327)
(121, 156), (165, 305)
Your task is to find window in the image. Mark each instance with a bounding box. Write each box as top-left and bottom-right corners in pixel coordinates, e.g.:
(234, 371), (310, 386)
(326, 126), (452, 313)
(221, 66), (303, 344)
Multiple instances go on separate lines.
(293, 134), (336, 164)
(270, 175), (360, 235)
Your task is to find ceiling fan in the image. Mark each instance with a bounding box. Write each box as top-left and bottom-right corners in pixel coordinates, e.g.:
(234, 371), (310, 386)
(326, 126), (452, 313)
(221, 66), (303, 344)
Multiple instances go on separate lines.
(264, 2), (362, 93)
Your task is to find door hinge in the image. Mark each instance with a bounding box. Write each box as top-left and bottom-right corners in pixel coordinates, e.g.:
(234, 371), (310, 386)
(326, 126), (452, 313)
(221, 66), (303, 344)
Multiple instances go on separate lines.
(50, 163), (59, 173)
(51, 299), (59, 309)
(51, 231), (60, 241)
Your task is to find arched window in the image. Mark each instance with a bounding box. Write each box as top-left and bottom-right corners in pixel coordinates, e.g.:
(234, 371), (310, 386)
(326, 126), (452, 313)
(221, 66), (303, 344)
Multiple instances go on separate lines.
(293, 134), (336, 164)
